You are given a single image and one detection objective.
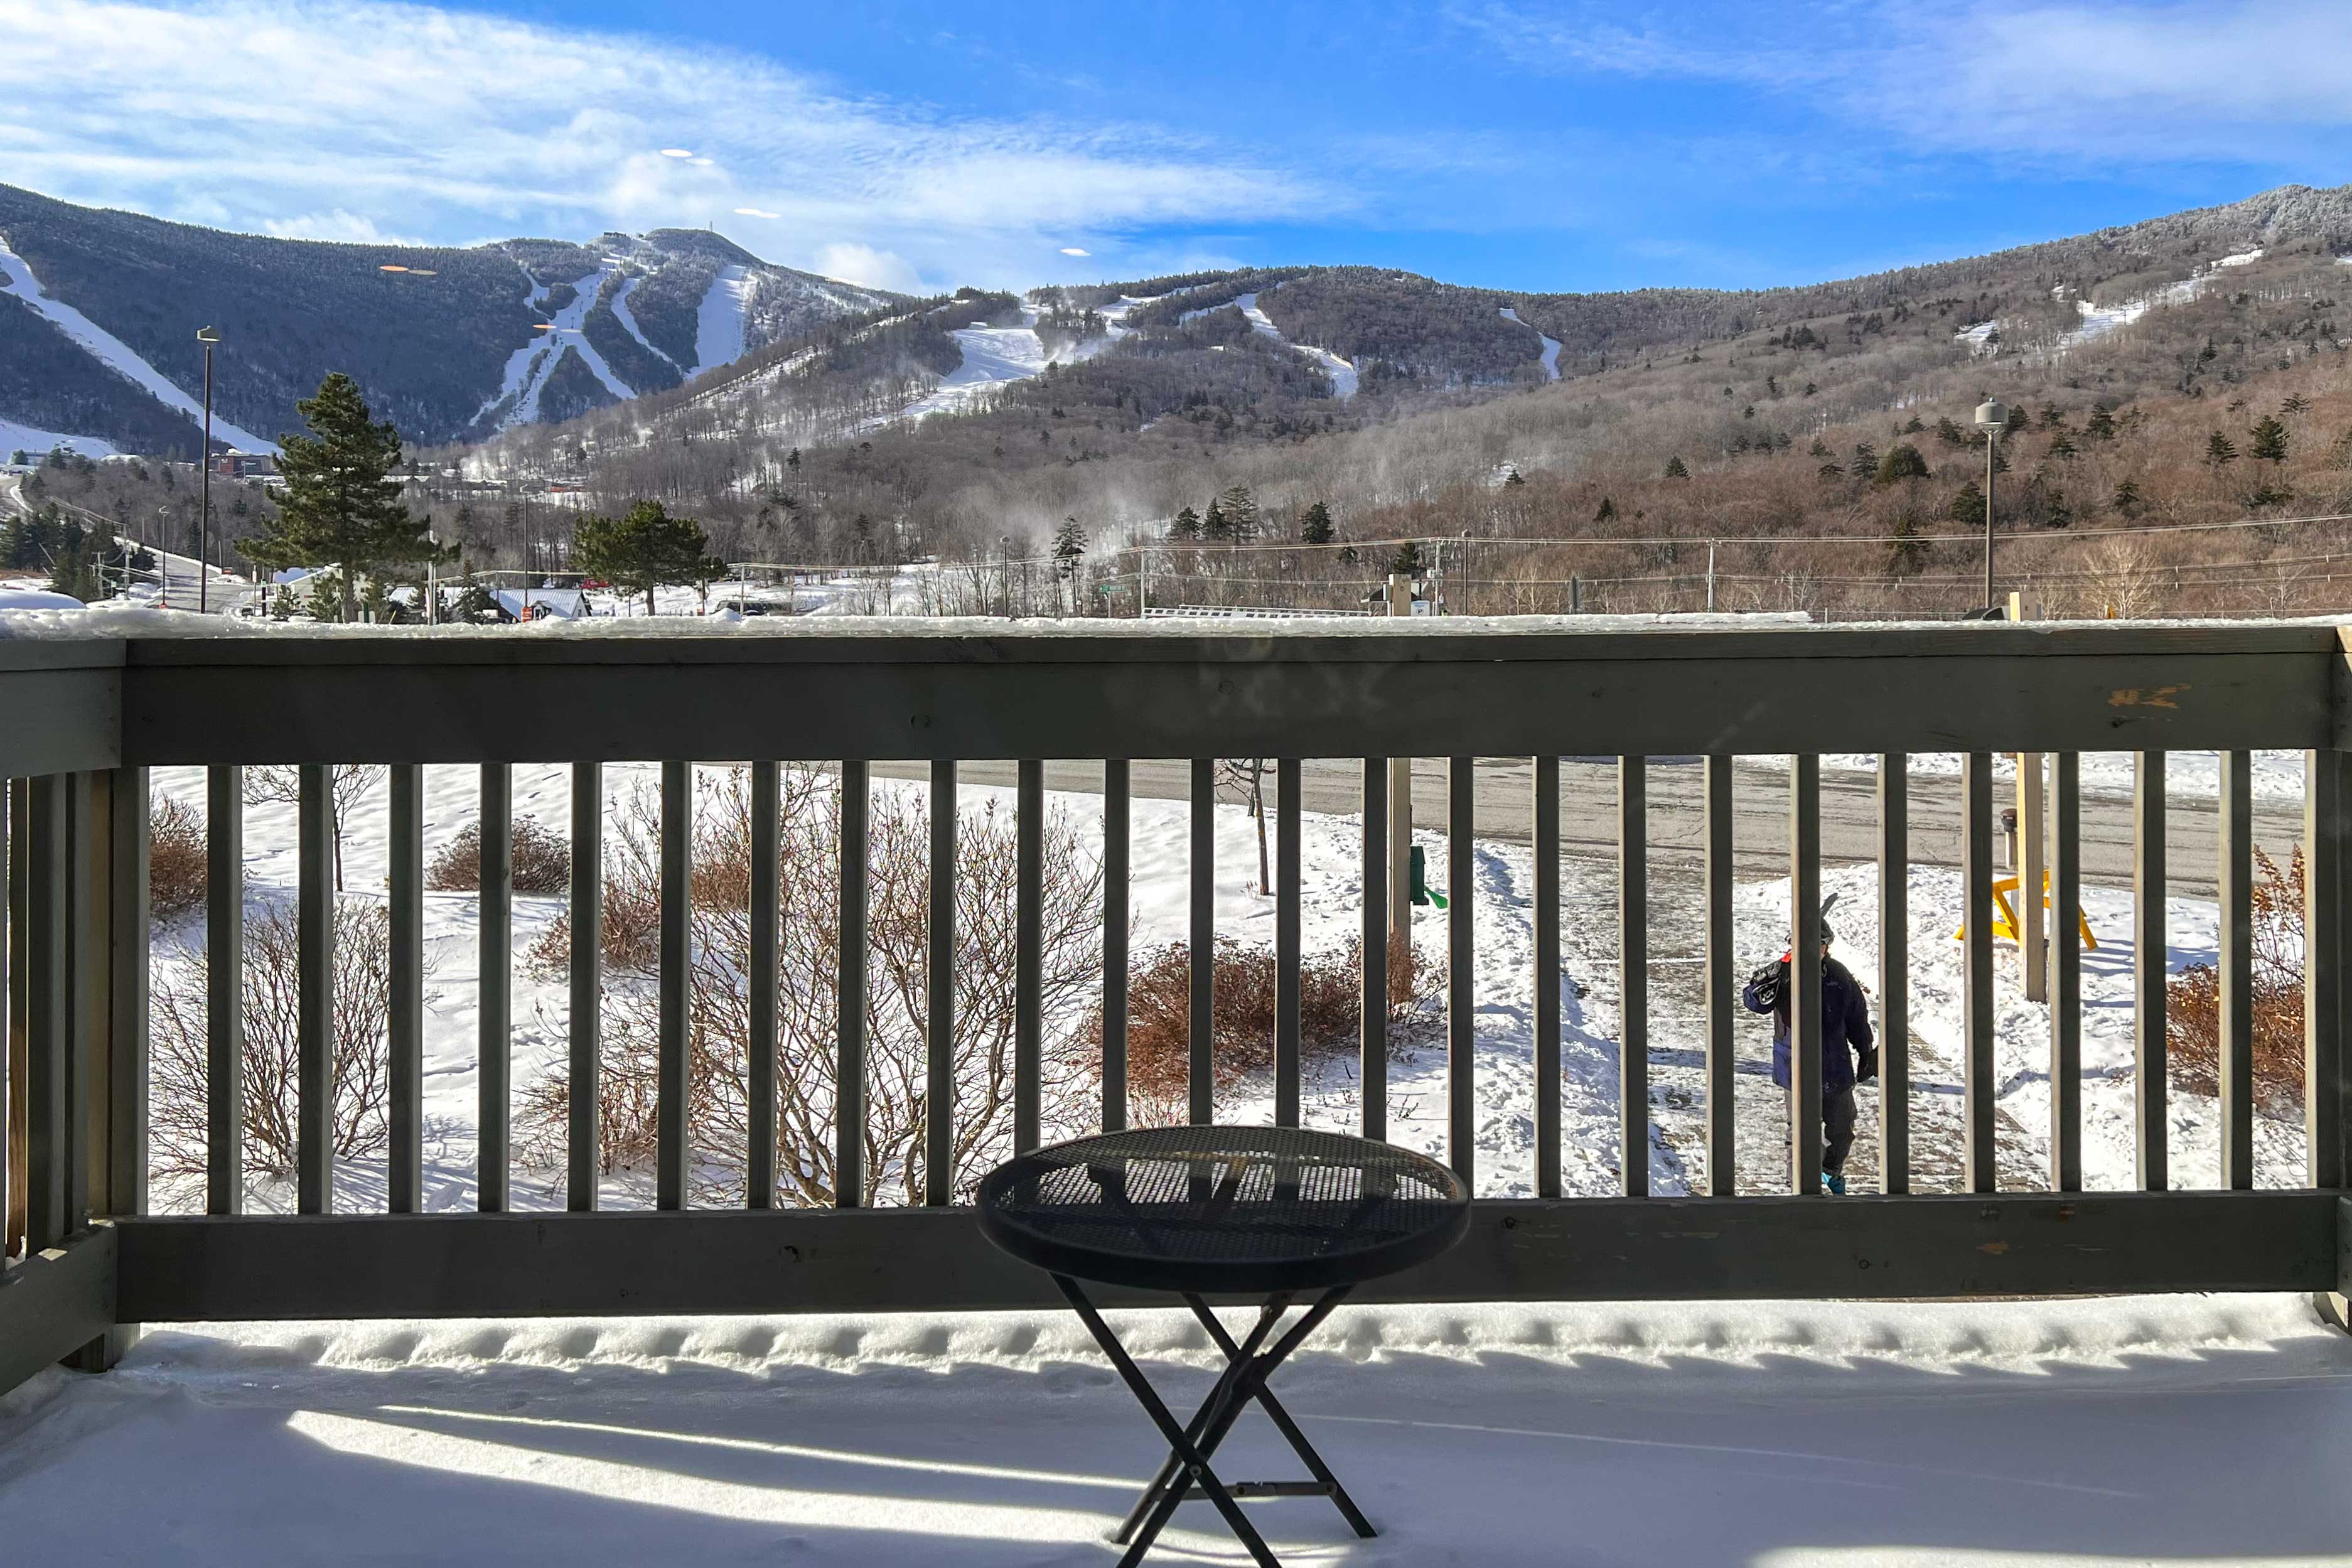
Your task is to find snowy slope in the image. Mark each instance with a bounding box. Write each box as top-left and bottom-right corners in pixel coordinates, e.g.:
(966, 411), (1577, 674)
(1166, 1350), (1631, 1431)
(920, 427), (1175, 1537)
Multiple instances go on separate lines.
(0, 237), (276, 452)
(1184, 289), (1360, 399)
(2059, 249), (2265, 351)
(1499, 306), (1561, 381)
(0, 414), (117, 459)
(691, 266), (754, 379)
(608, 276), (680, 372)
(474, 265), (636, 431)
(889, 306), (1051, 424)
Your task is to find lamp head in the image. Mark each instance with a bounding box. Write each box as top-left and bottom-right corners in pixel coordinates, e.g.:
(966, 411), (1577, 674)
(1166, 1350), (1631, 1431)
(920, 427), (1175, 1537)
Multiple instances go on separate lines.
(195, 325), (221, 346)
(1974, 399), (2009, 434)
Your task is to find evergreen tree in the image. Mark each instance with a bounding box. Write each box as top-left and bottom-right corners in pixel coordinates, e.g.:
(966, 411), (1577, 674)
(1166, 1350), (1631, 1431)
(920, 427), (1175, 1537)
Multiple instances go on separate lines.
(2112, 480), (2144, 518)
(1168, 506), (1201, 542)
(2248, 414), (2289, 464)
(1848, 443), (1878, 478)
(785, 448), (802, 472)
(2084, 407), (2118, 441)
(1299, 501), (1335, 545)
(1216, 483), (1260, 542)
(1202, 498), (1232, 542)
(1663, 455), (1690, 480)
(246, 373), (439, 622)
(1872, 443), (1929, 484)
(1889, 510), (1927, 576)
(1594, 496), (1617, 524)
(1388, 540), (1426, 577)
(2204, 431), (2241, 469)
(1948, 480), (1985, 526)
(1935, 416), (1968, 447)
(573, 500), (722, 614)
(1808, 438), (1832, 459)
(2047, 431), (2079, 463)
(1052, 516), (1086, 578)
(2282, 394), (2311, 416)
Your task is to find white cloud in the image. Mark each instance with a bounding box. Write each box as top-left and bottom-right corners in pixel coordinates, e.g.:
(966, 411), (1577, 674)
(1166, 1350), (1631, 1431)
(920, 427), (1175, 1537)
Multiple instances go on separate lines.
(810, 242), (926, 294)
(0, 0), (1334, 284)
(1060, 247), (1090, 256)
(259, 208), (418, 244)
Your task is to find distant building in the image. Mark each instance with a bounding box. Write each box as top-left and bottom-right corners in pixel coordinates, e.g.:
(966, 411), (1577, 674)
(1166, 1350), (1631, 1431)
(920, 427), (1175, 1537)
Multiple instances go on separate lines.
(490, 586), (591, 623)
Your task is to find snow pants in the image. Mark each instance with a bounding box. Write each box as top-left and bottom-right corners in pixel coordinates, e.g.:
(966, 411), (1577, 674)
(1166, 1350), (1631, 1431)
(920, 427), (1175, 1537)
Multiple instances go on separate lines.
(1822, 1087), (1857, 1176)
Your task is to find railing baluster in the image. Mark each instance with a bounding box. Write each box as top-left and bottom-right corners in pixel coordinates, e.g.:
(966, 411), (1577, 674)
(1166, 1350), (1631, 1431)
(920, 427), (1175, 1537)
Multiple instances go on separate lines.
(480, 763), (513, 1213)
(1, 780), (12, 1253)
(1015, 760), (1043, 1155)
(1789, 754), (1822, 1196)
(1274, 757), (1301, 1129)
(1877, 753), (1909, 1195)
(389, 765), (423, 1214)
(24, 775), (68, 1251)
(2135, 751), (2169, 1191)
(2307, 749), (2347, 1191)
(926, 761), (956, 1206)
(837, 760), (869, 1205)
(748, 761), (780, 1206)
(1702, 754), (1732, 1196)
(1360, 758), (1387, 1141)
(1100, 760), (1128, 1134)
(205, 765), (243, 1216)
(296, 764), (333, 1215)
(1618, 755), (1646, 1198)
(1962, 751), (1996, 1194)
(1446, 756), (1476, 1186)
(566, 761), (600, 1213)
(1189, 758), (1214, 1126)
(656, 760), (688, 1211)
(1535, 754), (1562, 1198)
(2220, 748), (2253, 1189)
(62, 773), (92, 1238)
(109, 767), (149, 1228)
(2050, 752), (2082, 1193)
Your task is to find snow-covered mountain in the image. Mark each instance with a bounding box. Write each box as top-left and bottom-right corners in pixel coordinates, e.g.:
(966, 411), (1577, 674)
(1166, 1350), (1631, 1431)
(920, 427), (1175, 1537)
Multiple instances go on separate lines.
(0, 185), (902, 458)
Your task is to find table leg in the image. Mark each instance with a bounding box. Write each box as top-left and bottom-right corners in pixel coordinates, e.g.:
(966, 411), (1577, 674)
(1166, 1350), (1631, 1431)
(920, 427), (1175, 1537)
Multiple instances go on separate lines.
(1182, 1292), (1376, 1538)
(1115, 1295), (1290, 1544)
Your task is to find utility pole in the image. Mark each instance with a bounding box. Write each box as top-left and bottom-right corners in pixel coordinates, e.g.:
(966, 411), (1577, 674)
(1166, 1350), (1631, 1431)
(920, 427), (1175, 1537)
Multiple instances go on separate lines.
(1386, 572), (1413, 963)
(196, 326), (220, 613)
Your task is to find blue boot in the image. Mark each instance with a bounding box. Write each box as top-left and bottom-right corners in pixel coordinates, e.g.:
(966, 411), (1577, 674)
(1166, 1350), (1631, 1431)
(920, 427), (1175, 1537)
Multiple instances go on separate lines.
(1823, 1172), (1847, 1195)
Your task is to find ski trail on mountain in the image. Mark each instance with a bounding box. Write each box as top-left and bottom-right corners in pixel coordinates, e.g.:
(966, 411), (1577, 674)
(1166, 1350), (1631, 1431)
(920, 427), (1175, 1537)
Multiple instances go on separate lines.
(610, 276), (680, 371)
(0, 414), (118, 459)
(0, 237), (277, 452)
(1182, 287), (1358, 399)
(1500, 306), (1561, 382)
(476, 264), (636, 430)
(693, 266), (754, 378)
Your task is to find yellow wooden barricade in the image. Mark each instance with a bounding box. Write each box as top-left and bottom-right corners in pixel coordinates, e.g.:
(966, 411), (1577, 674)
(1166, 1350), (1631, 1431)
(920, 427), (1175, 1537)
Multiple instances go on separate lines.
(1956, 870), (2097, 949)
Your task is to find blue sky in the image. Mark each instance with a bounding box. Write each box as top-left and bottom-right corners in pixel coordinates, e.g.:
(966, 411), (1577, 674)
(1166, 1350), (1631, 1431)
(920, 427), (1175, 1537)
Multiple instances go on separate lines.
(4, 0), (2348, 294)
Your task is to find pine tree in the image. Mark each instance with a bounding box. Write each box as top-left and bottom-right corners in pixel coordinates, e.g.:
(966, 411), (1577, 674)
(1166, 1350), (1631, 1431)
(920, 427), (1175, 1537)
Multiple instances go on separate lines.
(247, 373), (439, 621)
(785, 448), (802, 472)
(1594, 496), (1617, 524)
(1848, 443), (1878, 478)
(1216, 483), (1260, 542)
(1889, 510), (1927, 576)
(1052, 516), (1086, 578)
(2112, 479), (2144, 518)
(2204, 431), (2241, 468)
(1168, 506), (1201, 542)
(1299, 501), (1335, 545)
(1935, 416), (1968, 447)
(1872, 443), (1929, 484)
(1388, 540), (1425, 577)
(1808, 438), (1833, 459)
(1202, 499), (1232, 542)
(1663, 455), (1690, 480)
(1948, 480), (1985, 527)
(2047, 431), (2079, 463)
(573, 500), (721, 614)
(2282, 394), (2311, 416)
(2248, 414), (2289, 464)
(2085, 407), (2118, 441)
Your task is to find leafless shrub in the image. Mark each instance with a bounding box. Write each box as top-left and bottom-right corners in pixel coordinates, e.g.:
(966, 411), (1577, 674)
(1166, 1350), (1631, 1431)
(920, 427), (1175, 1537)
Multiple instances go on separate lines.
(150, 900), (397, 1182)
(2167, 846), (2306, 1114)
(245, 765), (377, 891)
(1106, 930), (1436, 1126)
(521, 770), (1104, 1205)
(427, 816), (572, 895)
(149, 797), (207, 918)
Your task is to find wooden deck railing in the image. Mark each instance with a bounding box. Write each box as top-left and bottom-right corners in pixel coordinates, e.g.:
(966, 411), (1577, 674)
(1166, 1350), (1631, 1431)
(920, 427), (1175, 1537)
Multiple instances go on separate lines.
(2, 621), (2348, 1390)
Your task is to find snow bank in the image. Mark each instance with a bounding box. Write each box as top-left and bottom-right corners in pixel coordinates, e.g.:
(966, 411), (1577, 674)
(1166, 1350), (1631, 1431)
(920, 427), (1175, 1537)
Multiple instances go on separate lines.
(0, 237), (276, 452)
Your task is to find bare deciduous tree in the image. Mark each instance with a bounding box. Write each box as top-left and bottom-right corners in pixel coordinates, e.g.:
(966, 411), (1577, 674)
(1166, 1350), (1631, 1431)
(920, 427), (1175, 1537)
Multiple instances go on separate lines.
(245, 765), (379, 891)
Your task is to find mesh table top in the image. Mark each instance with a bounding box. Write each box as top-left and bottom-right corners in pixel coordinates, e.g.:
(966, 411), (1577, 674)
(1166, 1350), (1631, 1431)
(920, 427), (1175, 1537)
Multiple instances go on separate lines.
(977, 1126), (1473, 1294)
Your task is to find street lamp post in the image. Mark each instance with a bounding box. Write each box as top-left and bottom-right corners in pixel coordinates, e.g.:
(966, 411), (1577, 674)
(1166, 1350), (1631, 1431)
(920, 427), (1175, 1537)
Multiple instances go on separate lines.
(196, 326), (221, 613)
(1974, 399), (2009, 615)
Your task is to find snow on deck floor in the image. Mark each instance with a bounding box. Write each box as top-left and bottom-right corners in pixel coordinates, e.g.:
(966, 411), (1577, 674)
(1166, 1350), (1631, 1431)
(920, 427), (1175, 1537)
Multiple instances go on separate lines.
(6, 1294), (2351, 1566)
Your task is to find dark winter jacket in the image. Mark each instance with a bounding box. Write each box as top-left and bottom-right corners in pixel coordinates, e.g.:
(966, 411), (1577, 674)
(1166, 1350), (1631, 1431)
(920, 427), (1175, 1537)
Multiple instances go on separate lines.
(1743, 955), (1874, 1095)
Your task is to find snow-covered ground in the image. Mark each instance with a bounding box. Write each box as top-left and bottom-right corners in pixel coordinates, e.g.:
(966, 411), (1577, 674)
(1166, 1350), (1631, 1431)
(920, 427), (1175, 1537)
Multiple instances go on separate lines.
(8, 1292), (2351, 1566)
(2059, 249), (2263, 352)
(693, 266), (754, 379)
(0, 237), (275, 452)
(1791, 748), (2306, 802)
(893, 306), (1053, 423)
(1499, 306), (1562, 382)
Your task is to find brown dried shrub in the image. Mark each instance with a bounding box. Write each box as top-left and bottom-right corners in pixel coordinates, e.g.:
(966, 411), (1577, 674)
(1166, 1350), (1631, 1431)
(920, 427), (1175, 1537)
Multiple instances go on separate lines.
(149, 797), (207, 918)
(426, 816), (572, 895)
(2167, 846), (2305, 1114)
(1105, 929), (1436, 1126)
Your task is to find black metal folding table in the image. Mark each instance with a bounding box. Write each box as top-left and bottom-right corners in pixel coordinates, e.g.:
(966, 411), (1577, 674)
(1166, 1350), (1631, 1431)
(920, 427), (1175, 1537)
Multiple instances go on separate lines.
(977, 1125), (1471, 1568)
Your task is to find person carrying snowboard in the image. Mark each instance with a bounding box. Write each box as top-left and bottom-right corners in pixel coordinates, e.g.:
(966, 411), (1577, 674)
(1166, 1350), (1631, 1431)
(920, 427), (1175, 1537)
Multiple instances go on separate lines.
(1742, 896), (1876, 1193)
